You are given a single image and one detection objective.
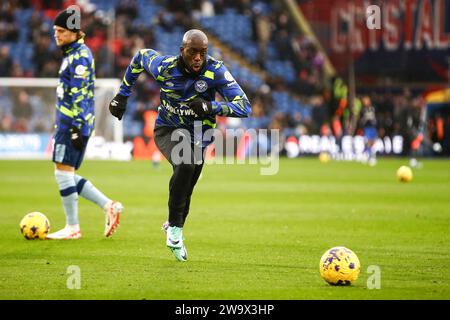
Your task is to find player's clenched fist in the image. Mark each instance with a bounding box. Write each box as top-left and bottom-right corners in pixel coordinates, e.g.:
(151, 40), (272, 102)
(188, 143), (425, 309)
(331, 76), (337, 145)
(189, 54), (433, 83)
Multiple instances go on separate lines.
(109, 94), (128, 120)
(189, 98), (212, 118)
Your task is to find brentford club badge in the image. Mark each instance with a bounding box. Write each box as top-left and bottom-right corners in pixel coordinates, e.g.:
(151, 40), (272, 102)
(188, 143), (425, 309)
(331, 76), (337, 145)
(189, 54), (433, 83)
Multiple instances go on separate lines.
(194, 80), (208, 93)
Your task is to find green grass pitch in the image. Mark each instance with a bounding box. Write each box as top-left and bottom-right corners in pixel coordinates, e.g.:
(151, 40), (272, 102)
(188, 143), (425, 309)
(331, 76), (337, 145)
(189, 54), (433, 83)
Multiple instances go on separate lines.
(1, 158), (449, 299)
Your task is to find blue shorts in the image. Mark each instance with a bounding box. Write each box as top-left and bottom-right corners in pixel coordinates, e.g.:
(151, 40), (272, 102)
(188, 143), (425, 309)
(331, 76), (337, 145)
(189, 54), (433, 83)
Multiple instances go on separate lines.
(364, 126), (377, 141)
(52, 130), (88, 170)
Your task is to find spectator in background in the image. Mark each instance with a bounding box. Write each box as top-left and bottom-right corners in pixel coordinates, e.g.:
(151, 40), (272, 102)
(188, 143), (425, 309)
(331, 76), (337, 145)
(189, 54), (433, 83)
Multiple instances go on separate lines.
(40, 59), (60, 77)
(192, 0), (215, 20)
(269, 111), (287, 132)
(286, 110), (307, 135)
(0, 46), (13, 76)
(0, 112), (14, 132)
(308, 45), (324, 89)
(33, 30), (59, 77)
(256, 83), (274, 115)
(10, 61), (24, 77)
(274, 29), (291, 60)
(200, 0), (215, 17)
(373, 92), (394, 138)
(12, 90), (33, 132)
(252, 7), (271, 68)
(37, 0), (64, 10)
(155, 10), (175, 32)
(310, 95), (327, 134)
(28, 9), (43, 42)
(116, 0), (138, 20)
(132, 24), (155, 48)
(0, 3), (19, 42)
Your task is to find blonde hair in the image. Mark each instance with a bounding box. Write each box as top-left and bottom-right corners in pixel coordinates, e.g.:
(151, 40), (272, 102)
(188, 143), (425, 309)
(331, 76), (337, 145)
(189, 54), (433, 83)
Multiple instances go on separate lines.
(77, 30), (86, 39)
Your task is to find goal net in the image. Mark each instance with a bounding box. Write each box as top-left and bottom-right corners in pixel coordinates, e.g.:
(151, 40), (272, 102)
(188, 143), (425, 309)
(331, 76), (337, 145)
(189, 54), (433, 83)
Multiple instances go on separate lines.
(0, 77), (131, 160)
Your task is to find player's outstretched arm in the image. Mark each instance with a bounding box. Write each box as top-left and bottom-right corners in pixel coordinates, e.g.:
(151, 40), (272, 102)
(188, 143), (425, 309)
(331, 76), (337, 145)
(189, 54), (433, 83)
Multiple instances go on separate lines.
(109, 49), (164, 120)
(119, 49), (162, 96)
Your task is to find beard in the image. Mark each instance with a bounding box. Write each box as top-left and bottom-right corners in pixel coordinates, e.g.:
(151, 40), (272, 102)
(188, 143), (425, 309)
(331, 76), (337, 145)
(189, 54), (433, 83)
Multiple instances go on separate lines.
(178, 55), (205, 77)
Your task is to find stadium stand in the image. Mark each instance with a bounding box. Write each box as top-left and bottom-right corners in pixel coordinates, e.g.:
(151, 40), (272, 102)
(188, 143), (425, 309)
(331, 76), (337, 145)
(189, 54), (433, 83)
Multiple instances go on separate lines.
(0, 0), (448, 156)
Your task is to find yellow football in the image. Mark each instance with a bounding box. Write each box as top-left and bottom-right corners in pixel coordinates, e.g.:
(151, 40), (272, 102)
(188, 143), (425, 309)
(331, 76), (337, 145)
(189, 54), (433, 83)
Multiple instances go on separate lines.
(19, 212), (50, 240)
(319, 246), (361, 285)
(397, 165), (413, 182)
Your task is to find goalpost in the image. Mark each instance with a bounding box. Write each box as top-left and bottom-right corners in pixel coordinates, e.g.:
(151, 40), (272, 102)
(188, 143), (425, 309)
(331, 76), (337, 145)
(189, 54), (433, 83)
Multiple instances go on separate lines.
(0, 77), (130, 160)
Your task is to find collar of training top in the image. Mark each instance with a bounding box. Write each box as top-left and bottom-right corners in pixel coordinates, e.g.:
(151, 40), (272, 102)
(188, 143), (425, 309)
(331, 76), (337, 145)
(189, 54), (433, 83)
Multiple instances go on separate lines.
(61, 37), (84, 56)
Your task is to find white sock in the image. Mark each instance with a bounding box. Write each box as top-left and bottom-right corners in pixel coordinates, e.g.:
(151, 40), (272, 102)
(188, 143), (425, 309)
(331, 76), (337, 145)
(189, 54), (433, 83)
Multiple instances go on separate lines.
(55, 170), (79, 226)
(74, 174), (110, 209)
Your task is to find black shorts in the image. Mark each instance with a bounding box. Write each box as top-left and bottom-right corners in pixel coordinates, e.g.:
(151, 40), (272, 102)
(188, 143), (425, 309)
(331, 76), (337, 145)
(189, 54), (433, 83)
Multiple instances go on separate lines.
(154, 126), (205, 166)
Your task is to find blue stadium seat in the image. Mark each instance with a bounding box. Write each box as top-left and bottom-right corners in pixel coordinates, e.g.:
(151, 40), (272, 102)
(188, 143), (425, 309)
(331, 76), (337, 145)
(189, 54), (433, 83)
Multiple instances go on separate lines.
(0, 95), (13, 115)
(3, 0), (313, 133)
